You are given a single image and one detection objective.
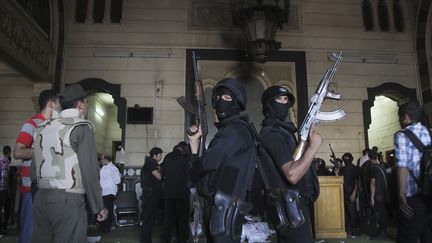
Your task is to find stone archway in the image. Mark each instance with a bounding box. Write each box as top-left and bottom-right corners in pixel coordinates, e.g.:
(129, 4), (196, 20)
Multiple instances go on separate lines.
(362, 82), (416, 148)
(75, 78), (127, 147)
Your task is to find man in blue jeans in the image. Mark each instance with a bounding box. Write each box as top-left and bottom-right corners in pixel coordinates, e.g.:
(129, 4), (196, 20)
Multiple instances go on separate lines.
(13, 89), (60, 243)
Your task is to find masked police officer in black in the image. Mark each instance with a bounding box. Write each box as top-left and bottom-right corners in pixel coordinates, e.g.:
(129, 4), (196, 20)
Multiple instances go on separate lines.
(259, 86), (322, 243)
(188, 77), (256, 243)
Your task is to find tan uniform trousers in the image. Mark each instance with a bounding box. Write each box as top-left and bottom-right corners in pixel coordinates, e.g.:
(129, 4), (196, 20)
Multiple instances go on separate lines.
(32, 189), (87, 243)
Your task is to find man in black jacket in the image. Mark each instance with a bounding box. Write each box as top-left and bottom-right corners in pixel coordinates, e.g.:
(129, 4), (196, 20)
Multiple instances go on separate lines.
(160, 142), (190, 243)
(259, 86), (322, 243)
(368, 150), (388, 240)
(188, 77), (256, 243)
(140, 147), (163, 243)
(342, 152), (359, 237)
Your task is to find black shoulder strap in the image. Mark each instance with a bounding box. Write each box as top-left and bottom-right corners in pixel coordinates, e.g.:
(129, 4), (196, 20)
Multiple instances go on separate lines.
(401, 129), (428, 152)
(400, 128), (432, 187)
(237, 119), (272, 190)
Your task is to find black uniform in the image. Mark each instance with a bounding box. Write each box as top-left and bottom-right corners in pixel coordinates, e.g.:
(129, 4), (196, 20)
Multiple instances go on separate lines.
(191, 78), (256, 243)
(140, 156), (162, 243)
(260, 117), (314, 243)
(369, 163), (388, 237)
(160, 148), (190, 243)
(342, 161), (359, 236)
(193, 114), (256, 243)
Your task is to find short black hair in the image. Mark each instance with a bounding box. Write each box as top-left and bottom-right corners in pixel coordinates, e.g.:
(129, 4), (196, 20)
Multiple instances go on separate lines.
(342, 152), (353, 164)
(38, 89), (58, 111)
(3, 146), (11, 156)
(149, 147), (163, 157)
(398, 101), (423, 123)
(103, 154), (112, 161)
(368, 149), (378, 160)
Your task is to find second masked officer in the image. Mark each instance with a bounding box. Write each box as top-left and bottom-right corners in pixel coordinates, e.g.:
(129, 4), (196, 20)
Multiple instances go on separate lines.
(259, 86), (322, 243)
(188, 77), (256, 243)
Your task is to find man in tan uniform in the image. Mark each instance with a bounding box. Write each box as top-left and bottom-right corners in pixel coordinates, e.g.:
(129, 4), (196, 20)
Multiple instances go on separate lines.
(31, 84), (107, 243)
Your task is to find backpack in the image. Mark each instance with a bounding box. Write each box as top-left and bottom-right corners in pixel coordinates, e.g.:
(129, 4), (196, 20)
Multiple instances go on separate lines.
(238, 120), (305, 229)
(401, 129), (432, 196)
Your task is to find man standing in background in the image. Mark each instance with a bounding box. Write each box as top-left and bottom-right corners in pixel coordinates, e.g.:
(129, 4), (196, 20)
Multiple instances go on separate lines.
(394, 101), (432, 243)
(0, 146), (11, 236)
(140, 147), (163, 243)
(13, 89), (60, 243)
(99, 154), (121, 233)
(160, 142), (190, 243)
(31, 84), (107, 242)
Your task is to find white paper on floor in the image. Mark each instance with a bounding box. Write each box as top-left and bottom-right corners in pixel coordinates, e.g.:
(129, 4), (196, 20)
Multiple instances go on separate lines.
(241, 221), (275, 243)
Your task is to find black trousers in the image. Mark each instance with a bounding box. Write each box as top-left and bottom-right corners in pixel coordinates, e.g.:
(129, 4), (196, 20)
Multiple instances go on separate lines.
(278, 198), (313, 243)
(140, 192), (159, 243)
(373, 200), (387, 236)
(344, 196), (358, 235)
(4, 192), (15, 228)
(0, 190), (7, 230)
(160, 197), (190, 243)
(99, 194), (115, 233)
(397, 195), (432, 243)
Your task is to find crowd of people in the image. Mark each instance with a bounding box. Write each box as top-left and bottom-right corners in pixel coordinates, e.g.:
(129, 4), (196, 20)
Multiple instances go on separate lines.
(0, 78), (430, 243)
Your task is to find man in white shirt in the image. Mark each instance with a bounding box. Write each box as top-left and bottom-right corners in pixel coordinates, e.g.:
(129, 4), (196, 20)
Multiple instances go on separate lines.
(99, 154), (121, 233)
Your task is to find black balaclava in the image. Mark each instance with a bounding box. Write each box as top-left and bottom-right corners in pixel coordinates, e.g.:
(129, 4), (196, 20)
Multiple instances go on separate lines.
(266, 98), (290, 121)
(212, 87), (241, 121)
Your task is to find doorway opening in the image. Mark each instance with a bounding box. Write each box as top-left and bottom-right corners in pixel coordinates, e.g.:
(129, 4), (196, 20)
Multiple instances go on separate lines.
(363, 82), (417, 160)
(87, 92), (122, 156)
(367, 95), (399, 160)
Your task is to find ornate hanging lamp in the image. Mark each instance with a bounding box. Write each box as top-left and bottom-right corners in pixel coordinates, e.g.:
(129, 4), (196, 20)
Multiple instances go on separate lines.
(233, 0), (289, 63)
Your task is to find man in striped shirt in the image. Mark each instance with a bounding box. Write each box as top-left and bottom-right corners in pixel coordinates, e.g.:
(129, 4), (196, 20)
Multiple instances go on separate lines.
(394, 101), (432, 243)
(13, 89), (60, 243)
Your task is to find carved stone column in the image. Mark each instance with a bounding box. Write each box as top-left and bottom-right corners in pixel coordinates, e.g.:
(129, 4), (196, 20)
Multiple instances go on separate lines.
(103, 0), (111, 24)
(85, 0), (94, 23)
(386, 0), (395, 31)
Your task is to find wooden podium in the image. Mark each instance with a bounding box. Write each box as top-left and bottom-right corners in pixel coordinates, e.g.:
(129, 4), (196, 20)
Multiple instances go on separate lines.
(314, 176), (346, 239)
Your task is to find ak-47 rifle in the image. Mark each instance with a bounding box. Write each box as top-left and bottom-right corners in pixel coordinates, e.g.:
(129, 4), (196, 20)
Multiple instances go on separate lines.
(293, 52), (346, 161)
(176, 51), (207, 242)
(329, 143), (337, 164)
(177, 51), (208, 158)
(329, 143), (342, 171)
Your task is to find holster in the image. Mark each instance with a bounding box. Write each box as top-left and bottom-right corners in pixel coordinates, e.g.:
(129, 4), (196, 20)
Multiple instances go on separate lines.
(210, 191), (252, 241)
(266, 188), (305, 231)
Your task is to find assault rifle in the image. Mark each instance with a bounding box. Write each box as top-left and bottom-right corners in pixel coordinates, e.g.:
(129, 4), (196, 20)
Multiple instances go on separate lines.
(329, 143), (342, 171)
(329, 143), (337, 165)
(176, 51), (208, 158)
(176, 51), (207, 242)
(293, 52), (346, 161)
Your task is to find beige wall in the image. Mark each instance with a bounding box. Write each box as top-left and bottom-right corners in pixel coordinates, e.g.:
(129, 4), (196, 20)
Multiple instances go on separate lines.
(0, 0), (419, 167)
(60, 0), (418, 166)
(0, 68), (52, 165)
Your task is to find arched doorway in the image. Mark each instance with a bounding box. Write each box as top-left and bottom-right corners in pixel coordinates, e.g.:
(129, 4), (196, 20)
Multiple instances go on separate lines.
(362, 82), (417, 149)
(74, 78), (127, 152)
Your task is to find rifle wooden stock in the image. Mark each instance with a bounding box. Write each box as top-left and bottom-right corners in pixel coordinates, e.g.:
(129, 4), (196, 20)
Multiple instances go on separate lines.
(293, 140), (307, 161)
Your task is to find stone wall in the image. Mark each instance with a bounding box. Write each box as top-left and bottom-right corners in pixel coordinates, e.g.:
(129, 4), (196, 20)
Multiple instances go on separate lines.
(59, 0), (418, 166)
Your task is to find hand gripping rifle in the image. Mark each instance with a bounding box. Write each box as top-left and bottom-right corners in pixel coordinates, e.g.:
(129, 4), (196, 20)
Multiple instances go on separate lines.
(293, 52), (346, 161)
(177, 51), (208, 158)
(176, 51), (207, 242)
